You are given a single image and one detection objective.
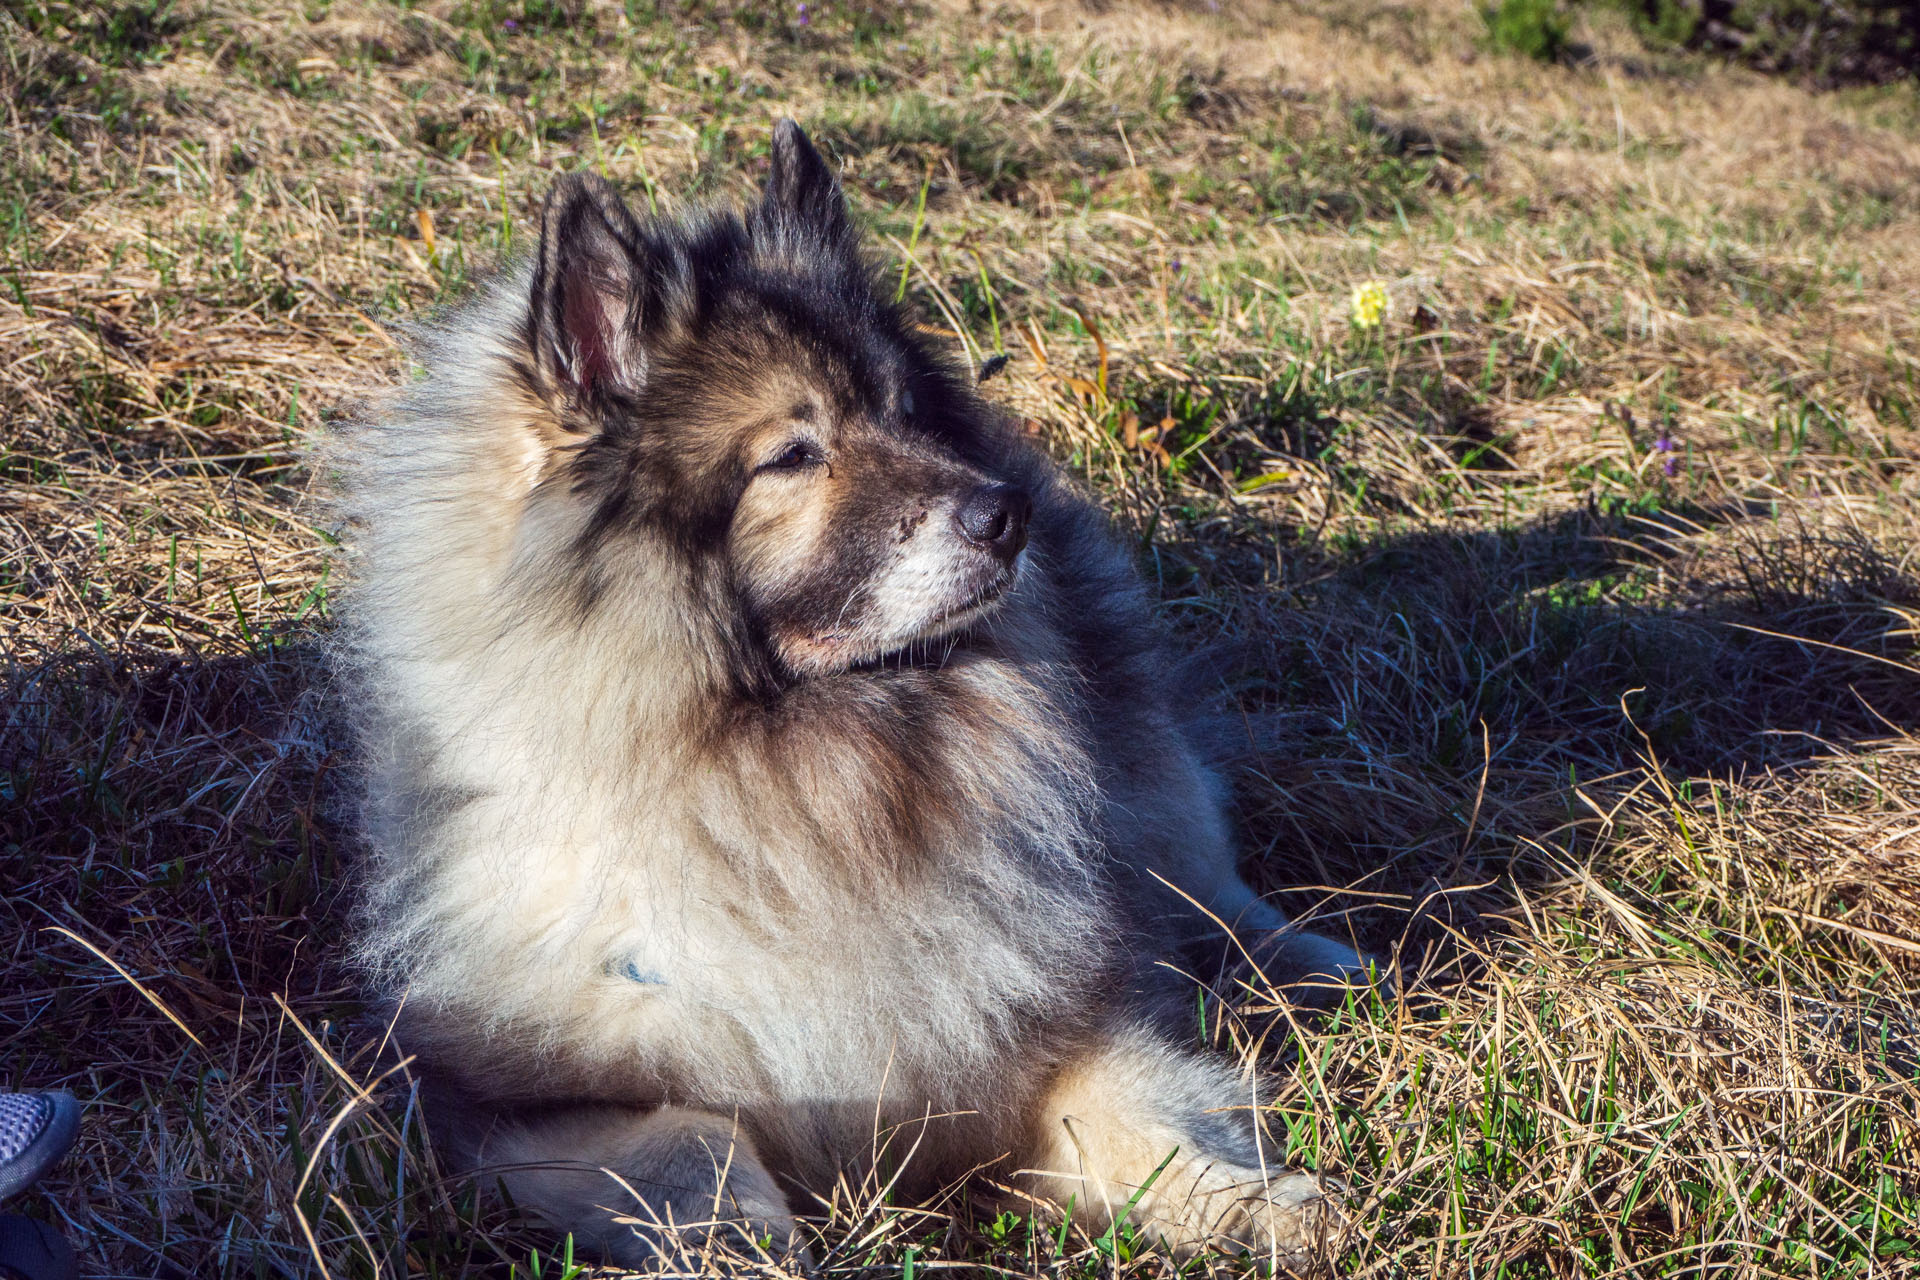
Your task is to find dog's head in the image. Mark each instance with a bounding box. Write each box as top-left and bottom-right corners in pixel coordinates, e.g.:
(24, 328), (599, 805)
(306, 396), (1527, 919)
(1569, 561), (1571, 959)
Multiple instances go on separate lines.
(520, 121), (1035, 682)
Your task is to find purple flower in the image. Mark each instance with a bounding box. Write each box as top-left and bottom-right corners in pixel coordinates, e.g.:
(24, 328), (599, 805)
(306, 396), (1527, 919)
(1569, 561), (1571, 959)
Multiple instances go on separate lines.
(1654, 428), (1677, 477)
(503, 16), (518, 29)
(796, 1), (809, 23)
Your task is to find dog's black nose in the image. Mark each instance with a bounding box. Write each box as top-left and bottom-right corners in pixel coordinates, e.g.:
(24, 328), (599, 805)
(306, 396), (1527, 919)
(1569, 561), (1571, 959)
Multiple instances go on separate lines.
(955, 483), (1031, 560)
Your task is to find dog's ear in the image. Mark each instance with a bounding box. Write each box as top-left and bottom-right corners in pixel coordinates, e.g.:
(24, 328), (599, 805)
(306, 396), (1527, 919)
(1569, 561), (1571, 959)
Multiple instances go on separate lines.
(761, 119), (850, 244)
(531, 172), (647, 404)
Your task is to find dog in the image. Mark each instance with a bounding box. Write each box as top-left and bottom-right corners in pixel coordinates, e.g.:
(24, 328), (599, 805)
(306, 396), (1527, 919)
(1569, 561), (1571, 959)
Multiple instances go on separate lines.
(330, 119), (1372, 1271)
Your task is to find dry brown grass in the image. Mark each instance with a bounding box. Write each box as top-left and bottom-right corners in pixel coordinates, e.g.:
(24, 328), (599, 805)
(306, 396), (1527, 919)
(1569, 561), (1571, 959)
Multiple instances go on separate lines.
(3, 0), (1919, 1276)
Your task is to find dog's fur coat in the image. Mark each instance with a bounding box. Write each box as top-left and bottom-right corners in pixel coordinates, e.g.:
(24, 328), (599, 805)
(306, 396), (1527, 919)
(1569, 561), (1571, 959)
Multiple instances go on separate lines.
(332, 121), (1368, 1269)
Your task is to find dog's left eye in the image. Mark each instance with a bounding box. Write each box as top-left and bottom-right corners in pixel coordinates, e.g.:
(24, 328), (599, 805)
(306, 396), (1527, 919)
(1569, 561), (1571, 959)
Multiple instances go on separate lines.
(757, 441), (825, 473)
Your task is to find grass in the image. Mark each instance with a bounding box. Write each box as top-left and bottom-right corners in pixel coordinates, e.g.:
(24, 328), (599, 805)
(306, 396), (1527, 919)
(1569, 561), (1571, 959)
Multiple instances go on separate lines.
(3, 0), (1919, 1276)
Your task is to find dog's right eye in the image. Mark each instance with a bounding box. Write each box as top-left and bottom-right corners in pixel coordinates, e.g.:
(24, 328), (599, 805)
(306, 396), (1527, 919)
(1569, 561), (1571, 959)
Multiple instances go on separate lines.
(756, 441), (825, 474)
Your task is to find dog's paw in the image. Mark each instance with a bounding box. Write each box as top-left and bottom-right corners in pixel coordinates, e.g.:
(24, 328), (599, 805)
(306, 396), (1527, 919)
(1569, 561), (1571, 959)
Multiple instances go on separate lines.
(1144, 1162), (1342, 1271)
(1245, 928), (1386, 1009)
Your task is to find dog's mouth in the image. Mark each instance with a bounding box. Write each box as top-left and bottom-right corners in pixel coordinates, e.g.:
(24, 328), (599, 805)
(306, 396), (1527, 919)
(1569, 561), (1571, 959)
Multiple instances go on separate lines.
(771, 552), (1023, 679)
(921, 569), (1014, 634)
(850, 562), (1019, 671)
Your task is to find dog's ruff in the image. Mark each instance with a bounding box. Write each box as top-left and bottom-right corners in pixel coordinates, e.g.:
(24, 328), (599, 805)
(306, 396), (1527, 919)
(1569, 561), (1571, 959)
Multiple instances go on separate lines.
(329, 119), (1369, 1270)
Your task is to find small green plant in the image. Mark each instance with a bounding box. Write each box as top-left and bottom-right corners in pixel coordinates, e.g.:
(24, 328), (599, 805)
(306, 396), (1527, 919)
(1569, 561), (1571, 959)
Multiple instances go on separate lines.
(1483, 0), (1569, 61)
(1614, 0), (1699, 47)
(517, 1235), (583, 1280)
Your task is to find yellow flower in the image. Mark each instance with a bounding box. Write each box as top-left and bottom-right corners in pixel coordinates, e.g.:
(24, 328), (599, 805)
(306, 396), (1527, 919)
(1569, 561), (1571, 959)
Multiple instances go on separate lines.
(1350, 281), (1388, 329)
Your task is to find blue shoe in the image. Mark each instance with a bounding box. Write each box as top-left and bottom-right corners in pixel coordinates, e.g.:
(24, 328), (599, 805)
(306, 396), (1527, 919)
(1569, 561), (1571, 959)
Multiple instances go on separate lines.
(0, 1215), (75, 1280)
(0, 1095), (78, 1205)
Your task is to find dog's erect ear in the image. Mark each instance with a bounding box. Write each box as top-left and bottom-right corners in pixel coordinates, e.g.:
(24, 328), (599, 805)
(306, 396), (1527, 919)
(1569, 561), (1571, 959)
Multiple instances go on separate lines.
(761, 119), (850, 243)
(531, 172), (647, 404)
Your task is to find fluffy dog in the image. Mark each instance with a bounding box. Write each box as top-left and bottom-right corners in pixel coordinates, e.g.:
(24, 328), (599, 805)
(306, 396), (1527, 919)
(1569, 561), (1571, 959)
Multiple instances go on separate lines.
(332, 120), (1370, 1271)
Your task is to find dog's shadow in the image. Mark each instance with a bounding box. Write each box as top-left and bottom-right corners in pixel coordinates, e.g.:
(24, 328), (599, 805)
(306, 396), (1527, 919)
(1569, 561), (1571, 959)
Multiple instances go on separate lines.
(1184, 496), (1920, 969)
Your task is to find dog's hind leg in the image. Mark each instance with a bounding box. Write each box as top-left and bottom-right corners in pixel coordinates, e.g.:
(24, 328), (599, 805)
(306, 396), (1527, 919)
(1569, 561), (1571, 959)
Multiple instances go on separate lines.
(476, 1104), (803, 1270)
(1017, 1024), (1339, 1271)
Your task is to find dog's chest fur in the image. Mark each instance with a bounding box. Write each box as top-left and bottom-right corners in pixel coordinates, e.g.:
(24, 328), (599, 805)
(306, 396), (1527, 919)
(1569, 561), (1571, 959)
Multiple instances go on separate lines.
(358, 606), (1119, 1117)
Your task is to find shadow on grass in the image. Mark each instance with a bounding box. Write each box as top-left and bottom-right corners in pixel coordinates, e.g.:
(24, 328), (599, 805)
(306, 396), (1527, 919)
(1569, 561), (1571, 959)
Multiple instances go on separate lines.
(1206, 496), (1920, 961)
(1, 646), (351, 1062)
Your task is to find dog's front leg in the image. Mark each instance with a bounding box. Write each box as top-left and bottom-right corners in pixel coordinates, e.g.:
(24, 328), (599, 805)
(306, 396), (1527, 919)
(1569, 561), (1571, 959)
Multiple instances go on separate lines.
(479, 1104), (803, 1270)
(1205, 883), (1382, 1008)
(1017, 1026), (1338, 1271)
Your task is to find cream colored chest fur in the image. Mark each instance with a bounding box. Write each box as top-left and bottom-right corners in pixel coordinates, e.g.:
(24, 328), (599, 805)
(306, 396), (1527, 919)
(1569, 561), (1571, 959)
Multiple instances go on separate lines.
(389, 699), (1105, 1113)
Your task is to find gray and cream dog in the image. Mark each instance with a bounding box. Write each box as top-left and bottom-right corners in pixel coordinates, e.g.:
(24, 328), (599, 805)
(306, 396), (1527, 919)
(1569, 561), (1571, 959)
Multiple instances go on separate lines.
(332, 120), (1370, 1269)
